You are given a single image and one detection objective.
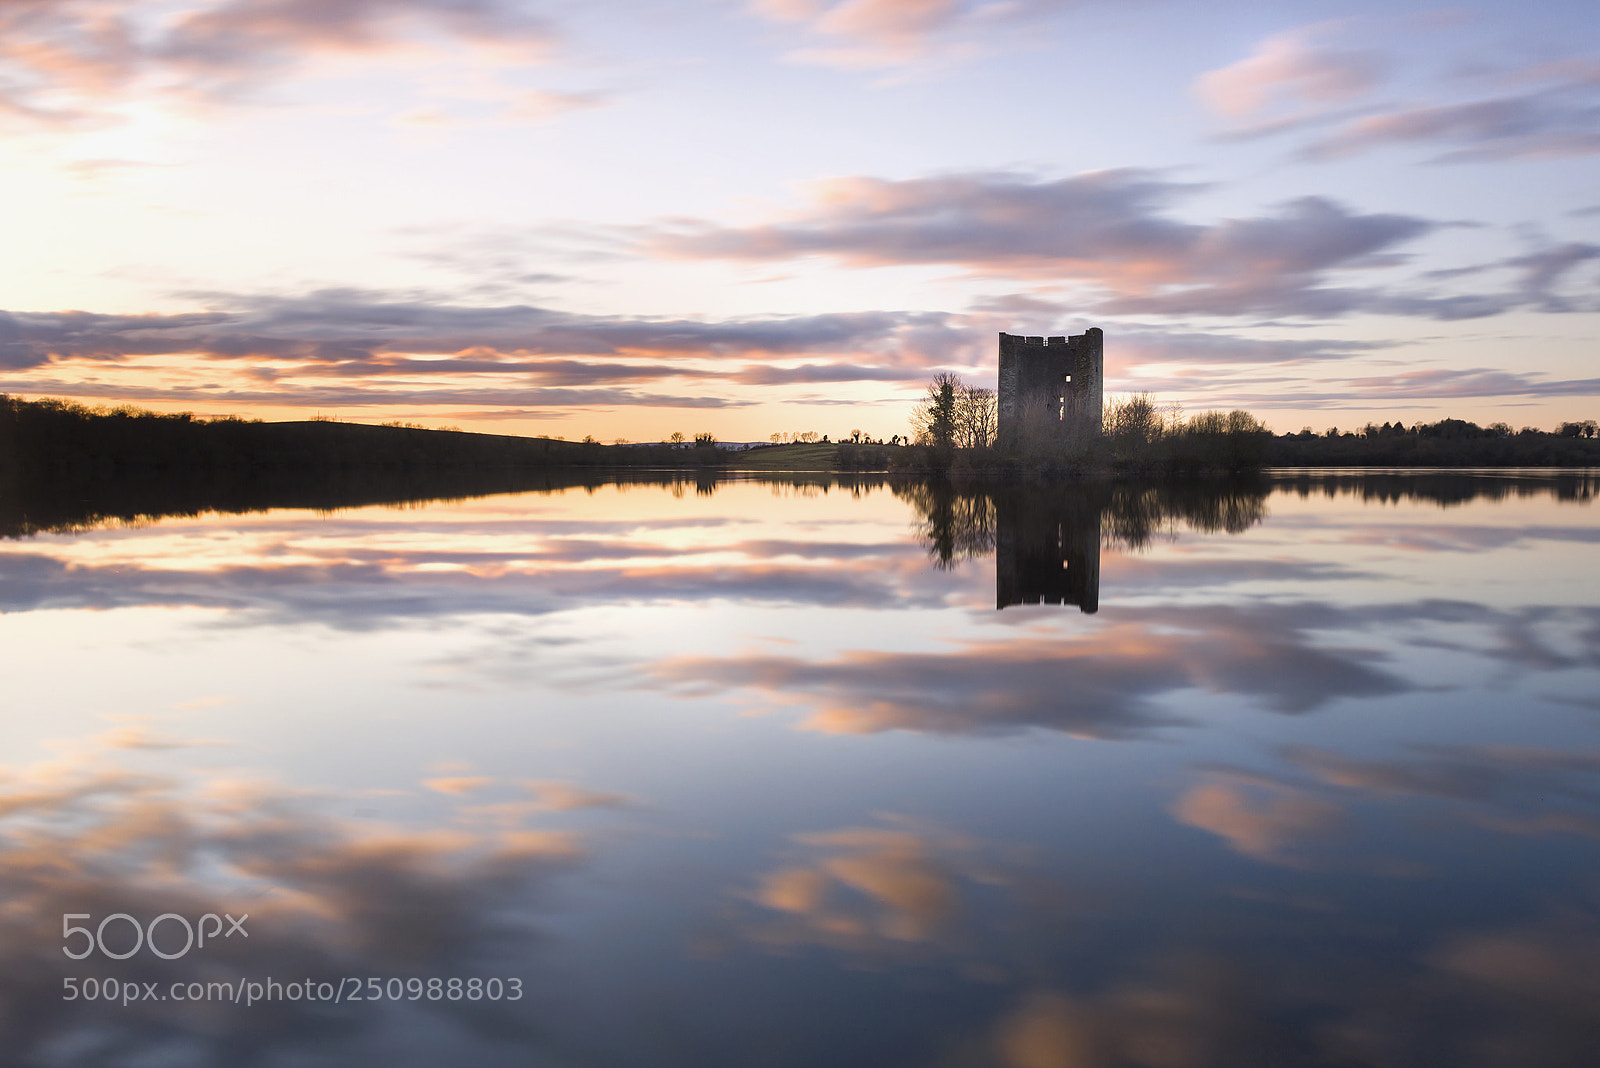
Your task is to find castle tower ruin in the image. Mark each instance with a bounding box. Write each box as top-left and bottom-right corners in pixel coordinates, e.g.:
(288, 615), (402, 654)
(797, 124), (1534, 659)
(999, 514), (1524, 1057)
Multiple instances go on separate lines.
(997, 328), (1102, 449)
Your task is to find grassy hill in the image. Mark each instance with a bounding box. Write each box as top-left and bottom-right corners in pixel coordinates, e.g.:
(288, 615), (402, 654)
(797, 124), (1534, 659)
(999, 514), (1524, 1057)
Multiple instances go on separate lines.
(727, 443), (841, 470)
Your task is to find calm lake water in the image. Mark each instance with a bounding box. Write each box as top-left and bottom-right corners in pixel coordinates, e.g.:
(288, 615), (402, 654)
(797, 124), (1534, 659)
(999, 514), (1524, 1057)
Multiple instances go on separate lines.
(3, 470), (1598, 1067)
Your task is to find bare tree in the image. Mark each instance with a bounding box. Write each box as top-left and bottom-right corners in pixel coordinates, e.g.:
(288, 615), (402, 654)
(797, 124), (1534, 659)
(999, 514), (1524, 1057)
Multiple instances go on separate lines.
(957, 386), (997, 448)
(1104, 393), (1166, 446)
(912, 373), (995, 448)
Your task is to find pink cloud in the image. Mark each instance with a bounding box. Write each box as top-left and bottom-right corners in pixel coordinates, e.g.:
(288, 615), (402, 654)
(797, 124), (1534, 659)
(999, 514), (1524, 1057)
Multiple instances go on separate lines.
(1196, 26), (1387, 119)
(747, 0), (1064, 70)
(1301, 92), (1600, 163)
(645, 170), (1443, 318)
(0, 0), (557, 123)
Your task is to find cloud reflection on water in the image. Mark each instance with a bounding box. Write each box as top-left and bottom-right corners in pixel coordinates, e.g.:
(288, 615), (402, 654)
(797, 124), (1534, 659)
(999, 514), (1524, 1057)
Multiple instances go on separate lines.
(0, 733), (589, 1063)
(0, 472), (1597, 1064)
(744, 823), (996, 955)
(654, 602), (1410, 738)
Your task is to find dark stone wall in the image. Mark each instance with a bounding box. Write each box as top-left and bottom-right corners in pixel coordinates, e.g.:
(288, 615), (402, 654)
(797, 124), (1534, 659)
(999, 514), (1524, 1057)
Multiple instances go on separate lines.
(997, 328), (1103, 449)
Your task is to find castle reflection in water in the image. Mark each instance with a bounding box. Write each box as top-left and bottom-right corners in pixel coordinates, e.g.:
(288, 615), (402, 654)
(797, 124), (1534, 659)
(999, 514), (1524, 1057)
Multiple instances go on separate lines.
(995, 493), (1100, 613)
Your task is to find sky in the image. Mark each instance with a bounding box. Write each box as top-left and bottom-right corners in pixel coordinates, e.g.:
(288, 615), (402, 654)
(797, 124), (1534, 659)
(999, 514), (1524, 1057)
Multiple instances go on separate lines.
(2, 0), (1598, 442)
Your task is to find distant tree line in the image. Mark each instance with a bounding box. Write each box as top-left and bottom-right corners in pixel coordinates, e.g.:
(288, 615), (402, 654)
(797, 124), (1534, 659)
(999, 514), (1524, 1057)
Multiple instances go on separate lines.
(9, 390), (1596, 499)
(884, 373), (1600, 475)
(1267, 416), (1600, 466)
(0, 396), (732, 482)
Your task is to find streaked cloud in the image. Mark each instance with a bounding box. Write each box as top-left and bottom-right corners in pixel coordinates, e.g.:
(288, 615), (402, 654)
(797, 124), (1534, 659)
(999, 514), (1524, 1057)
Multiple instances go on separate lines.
(1302, 84), (1600, 163)
(1196, 26), (1387, 119)
(1342, 368), (1600, 400)
(0, 204), (1588, 419)
(1101, 326), (1393, 366)
(1222, 368), (1600, 409)
(747, 0), (1068, 70)
(1, 292), (959, 368)
(0, 0), (558, 125)
(0, 292), (979, 405)
(1198, 29), (1600, 164)
(641, 170), (1494, 319)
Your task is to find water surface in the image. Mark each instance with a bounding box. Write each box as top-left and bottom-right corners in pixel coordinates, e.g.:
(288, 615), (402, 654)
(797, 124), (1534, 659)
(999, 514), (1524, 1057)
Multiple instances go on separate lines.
(3, 471), (1598, 1066)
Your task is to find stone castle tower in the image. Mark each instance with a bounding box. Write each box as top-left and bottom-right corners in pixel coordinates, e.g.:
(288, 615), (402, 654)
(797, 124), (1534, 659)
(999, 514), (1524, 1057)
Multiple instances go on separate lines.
(997, 328), (1103, 449)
